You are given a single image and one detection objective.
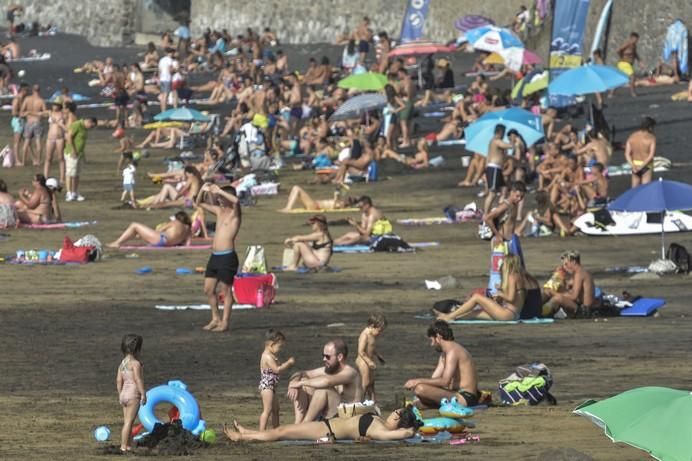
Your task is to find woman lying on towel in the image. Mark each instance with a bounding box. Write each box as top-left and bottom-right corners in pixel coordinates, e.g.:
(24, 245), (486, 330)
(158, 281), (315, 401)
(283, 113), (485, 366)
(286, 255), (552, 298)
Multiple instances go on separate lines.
(283, 214), (333, 271)
(279, 185), (356, 212)
(435, 255), (541, 321)
(14, 174), (62, 224)
(106, 211), (192, 248)
(224, 406), (422, 443)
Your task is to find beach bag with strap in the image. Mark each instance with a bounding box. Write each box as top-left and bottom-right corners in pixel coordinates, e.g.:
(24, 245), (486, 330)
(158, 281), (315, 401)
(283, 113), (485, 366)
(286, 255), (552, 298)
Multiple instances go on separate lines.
(1, 145), (13, 168)
(370, 233), (412, 253)
(498, 362), (556, 406)
(666, 243), (690, 274)
(241, 245), (267, 274)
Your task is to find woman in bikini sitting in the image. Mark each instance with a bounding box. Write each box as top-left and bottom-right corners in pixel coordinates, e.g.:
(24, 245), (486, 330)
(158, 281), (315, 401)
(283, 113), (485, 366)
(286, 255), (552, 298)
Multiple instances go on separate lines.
(44, 102), (66, 185)
(14, 174), (61, 224)
(283, 214), (333, 271)
(279, 185), (356, 212)
(147, 165), (203, 209)
(435, 255), (538, 321)
(224, 405), (421, 443)
(106, 211), (192, 248)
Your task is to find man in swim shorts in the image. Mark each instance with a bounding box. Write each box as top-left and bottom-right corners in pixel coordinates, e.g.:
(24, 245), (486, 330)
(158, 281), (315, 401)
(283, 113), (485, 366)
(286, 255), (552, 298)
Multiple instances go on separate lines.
(404, 320), (480, 408)
(10, 82), (28, 166)
(484, 124), (513, 216)
(624, 116), (656, 188)
(196, 183), (241, 333)
(287, 339), (363, 423)
(544, 250), (598, 318)
(20, 84), (46, 167)
(354, 17), (372, 65)
(616, 32), (640, 97)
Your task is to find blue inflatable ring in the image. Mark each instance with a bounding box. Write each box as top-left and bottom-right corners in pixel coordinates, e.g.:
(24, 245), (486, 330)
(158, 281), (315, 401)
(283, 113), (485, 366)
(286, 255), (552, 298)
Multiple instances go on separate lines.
(419, 416), (467, 434)
(138, 380), (206, 435)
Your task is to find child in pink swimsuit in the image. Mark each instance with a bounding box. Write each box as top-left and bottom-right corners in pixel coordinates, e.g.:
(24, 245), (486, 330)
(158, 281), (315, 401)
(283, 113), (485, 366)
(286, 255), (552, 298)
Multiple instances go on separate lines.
(258, 329), (295, 431)
(116, 334), (146, 453)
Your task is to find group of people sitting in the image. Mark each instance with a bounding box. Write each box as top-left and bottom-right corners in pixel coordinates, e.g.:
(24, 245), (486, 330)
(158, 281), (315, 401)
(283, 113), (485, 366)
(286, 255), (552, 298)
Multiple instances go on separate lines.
(0, 175), (61, 227)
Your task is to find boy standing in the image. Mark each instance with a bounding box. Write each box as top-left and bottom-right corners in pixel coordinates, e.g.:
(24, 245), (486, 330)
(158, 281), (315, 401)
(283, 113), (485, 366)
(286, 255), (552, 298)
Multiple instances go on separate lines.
(355, 313), (386, 402)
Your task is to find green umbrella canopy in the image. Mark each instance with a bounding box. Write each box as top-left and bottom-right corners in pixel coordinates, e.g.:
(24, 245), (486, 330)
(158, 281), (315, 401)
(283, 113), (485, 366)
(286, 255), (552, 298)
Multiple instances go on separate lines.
(574, 387), (692, 461)
(511, 71), (548, 99)
(337, 72), (388, 91)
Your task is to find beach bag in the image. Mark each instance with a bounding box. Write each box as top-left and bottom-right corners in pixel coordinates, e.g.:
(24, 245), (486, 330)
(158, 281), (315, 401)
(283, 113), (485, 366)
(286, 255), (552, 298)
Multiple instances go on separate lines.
(233, 273), (277, 306)
(74, 234), (103, 261)
(666, 243), (690, 274)
(0, 203), (17, 228)
(282, 248), (294, 267)
(370, 234), (412, 253)
(59, 236), (93, 264)
(499, 362), (556, 406)
(431, 299), (462, 314)
(1, 145), (13, 168)
(241, 245), (267, 274)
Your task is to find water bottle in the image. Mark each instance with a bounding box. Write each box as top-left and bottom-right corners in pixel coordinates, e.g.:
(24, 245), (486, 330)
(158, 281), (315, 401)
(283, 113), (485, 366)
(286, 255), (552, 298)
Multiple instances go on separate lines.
(367, 161), (378, 182)
(256, 287), (265, 308)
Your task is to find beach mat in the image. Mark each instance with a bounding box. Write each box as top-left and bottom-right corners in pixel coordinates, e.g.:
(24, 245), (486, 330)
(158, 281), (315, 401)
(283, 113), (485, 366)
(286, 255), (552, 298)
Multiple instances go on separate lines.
(436, 139), (466, 146)
(333, 241), (440, 253)
(118, 244), (212, 251)
(280, 432), (460, 445)
(8, 53), (51, 62)
(155, 304), (258, 311)
(415, 315), (554, 325)
(619, 297), (666, 316)
(18, 220), (97, 229)
(281, 208), (359, 214)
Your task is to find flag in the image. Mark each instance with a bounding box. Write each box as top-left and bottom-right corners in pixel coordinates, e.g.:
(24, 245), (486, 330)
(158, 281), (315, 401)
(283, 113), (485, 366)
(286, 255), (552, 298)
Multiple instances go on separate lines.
(399, 0), (430, 43)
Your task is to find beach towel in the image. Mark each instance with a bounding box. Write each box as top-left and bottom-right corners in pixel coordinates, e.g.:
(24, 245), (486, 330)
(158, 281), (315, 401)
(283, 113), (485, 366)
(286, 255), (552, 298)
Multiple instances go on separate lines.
(619, 298), (666, 317)
(333, 241), (439, 253)
(281, 207), (360, 214)
(48, 91), (90, 102)
(279, 432), (463, 445)
(118, 244), (212, 251)
(415, 314), (554, 325)
(18, 220), (97, 229)
(436, 138), (466, 146)
(155, 304), (258, 311)
(663, 20), (688, 74)
(8, 52), (51, 62)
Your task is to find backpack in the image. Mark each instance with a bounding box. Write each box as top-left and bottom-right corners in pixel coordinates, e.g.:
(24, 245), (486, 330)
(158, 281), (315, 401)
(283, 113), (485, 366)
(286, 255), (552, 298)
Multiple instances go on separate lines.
(370, 234), (413, 253)
(498, 362), (556, 406)
(666, 243), (690, 274)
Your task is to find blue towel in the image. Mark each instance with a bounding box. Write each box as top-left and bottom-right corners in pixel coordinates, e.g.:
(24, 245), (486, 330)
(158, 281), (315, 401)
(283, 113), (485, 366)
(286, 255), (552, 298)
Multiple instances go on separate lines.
(415, 315), (554, 325)
(620, 298), (666, 317)
(663, 20), (688, 74)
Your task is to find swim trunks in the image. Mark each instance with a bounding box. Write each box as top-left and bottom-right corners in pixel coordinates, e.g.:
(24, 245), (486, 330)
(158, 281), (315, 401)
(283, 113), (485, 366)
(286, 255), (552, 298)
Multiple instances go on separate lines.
(632, 159), (653, 177)
(616, 61), (634, 77)
(11, 116), (24, 134)
(290, 106), (303, 119)
(485, 165), (505, 193)
(457, 390), (480, 407)
(358, 40), (370, 54)
(23, 120), (42, 139)
(204, 250), (239, 285)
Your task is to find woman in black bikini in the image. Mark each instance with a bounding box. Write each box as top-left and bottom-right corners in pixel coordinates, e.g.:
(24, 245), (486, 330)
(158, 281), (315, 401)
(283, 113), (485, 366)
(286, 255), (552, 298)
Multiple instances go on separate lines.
(224, 406), (421, 442)
(283, 214), (333, 271)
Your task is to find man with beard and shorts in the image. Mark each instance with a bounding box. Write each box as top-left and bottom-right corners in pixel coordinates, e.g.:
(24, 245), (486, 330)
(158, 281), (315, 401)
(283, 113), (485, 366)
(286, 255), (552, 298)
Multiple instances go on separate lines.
(195, 183), (241, 333)
(404, 320), (480, 408)
(287, 339), (363, 423)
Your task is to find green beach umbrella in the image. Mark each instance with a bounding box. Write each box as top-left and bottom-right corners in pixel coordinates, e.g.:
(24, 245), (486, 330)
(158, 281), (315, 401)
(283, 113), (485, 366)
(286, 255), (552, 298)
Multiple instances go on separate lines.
(511, 71), (548, 99)
(337, 72), (388, 91)
(574, 386), (692, 461)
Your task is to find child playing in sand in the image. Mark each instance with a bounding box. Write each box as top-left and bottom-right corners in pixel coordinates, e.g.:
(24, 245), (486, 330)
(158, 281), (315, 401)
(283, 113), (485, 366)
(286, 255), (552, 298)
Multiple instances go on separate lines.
(258, 329), (295, 431)
(355, 313), (387, 402)
(120, 153), (137, 208)
(116, 334), (146, 453)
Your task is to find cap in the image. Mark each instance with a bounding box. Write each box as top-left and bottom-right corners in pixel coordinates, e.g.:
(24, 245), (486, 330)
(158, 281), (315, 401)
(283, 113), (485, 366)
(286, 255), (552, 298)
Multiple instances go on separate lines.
(45, 177), (60, 190)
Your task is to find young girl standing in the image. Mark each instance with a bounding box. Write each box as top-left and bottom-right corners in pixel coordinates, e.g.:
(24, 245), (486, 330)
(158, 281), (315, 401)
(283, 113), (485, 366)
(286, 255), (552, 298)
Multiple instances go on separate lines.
(116, 334), (146, 453)
(258, 329), (295, 431)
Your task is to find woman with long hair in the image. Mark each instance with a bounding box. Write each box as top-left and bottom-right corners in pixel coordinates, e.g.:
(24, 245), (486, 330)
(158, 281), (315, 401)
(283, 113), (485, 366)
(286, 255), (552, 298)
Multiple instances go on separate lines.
(283, 214), (333, 271)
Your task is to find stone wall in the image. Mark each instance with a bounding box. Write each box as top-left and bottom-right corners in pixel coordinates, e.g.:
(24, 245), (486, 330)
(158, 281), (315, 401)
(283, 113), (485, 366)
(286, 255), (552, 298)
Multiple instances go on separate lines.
(1, 0), (136, 47)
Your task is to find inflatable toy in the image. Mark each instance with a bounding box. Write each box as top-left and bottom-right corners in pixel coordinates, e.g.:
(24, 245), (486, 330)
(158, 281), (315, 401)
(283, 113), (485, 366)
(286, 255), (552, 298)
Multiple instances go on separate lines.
(93, 425), (110, 441)
(439, 397), (474, 418)
(138, 380), (206, 435)
(200, 429), (217, 444)
(419, 417), (467, 434)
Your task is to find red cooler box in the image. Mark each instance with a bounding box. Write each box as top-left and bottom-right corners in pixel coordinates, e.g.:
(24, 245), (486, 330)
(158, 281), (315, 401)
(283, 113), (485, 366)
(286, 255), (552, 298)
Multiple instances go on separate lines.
(233, 273), (277, 307)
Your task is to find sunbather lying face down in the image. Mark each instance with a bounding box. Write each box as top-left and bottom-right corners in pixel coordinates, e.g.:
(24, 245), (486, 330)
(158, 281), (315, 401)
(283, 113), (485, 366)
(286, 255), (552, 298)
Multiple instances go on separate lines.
(224, 406), (422, 442)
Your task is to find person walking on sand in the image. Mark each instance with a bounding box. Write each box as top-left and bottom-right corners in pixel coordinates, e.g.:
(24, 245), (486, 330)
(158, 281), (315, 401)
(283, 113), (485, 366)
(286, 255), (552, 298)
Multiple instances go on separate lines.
(625, 116), (656, 188)
(116, 334), (146, 454)
(356, 313), (386, 403)
(404, 320), (480, 408)
(20, 84), (46, 167)
(64, 117), (96, 201)
(195, 183), (241, 333)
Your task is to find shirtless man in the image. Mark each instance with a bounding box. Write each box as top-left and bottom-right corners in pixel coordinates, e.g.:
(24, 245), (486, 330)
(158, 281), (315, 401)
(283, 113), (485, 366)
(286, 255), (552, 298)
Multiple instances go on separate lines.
(356, 313), (386, 402)
(484, 181), (526, 244)
(196, 183), (241, 333)
(333, 196), (386, 245)
(544, 251), (597, 318)
(10, 83), (28, 166)
(354, 17), (373, 65)
(20, 84), (46, 166)
(542, 108), (557, 140)
(287, 339), (363, 423)
(624, 116), (656, 188)
(575, 130), (611, 166)
(484, 124), (513, 216)
(616, 32), (640, 97)
(404, 320), (480, 408)
(286, 73), (302, 137)
(2, 37), (20, 61)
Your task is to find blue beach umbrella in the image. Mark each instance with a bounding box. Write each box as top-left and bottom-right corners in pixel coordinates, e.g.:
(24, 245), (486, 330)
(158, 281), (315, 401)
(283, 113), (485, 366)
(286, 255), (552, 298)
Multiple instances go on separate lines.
(465, 25), (523, 53)
(548, 64), (629, 96)
(464, 107), (544, 156)
(330, 93), (387, 121)
(608, 178), (692, 258)
(154, 107), (210, 122)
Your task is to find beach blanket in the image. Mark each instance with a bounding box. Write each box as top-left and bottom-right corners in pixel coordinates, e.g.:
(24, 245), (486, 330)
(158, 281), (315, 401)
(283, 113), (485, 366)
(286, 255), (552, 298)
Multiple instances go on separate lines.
(663, 20), (688, 74)
(48, 91), (90, 102)
(271, 265), (342, 273)
(280, 431), (468, 445)
(415, 314), (554, 325)
(118, 244), (212, 251)
(155, 304), (258, 311)
(281, 208), (360, 214)
(436, 138), (466, 146)
(397, 214), (481, 226)
(671, 90), (688, 101)
(333, 241), (439, 253)
(8, 52), (51, 62)
(18, 220), (97, 229)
